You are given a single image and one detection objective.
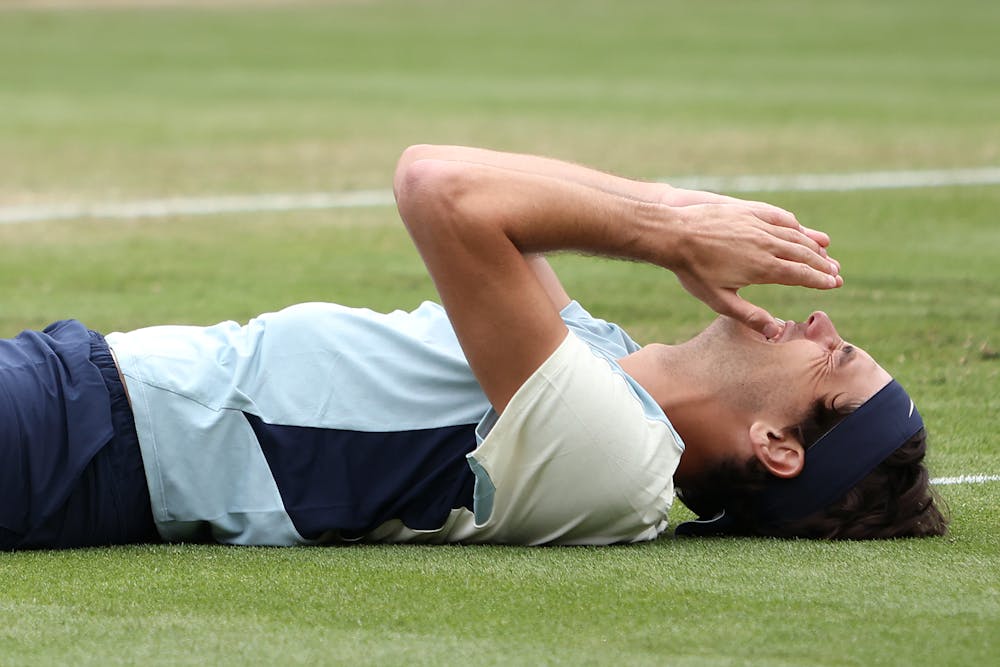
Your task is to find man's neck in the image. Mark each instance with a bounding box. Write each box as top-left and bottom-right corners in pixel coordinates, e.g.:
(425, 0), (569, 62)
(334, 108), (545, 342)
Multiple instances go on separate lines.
(620, 338), (748, 485)
(620, 338), (721, 416)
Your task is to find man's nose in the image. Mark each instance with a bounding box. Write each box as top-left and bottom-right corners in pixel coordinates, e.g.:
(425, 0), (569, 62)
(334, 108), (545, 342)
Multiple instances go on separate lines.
(805, 311), (842, 348)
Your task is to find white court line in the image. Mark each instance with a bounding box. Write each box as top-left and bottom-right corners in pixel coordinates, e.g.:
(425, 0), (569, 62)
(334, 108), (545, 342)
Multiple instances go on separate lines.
(0, 189), (396, 225)
(662, 166), (1000, 193)
(930, 474), (1000, 486)
(2, 166), (999, 225)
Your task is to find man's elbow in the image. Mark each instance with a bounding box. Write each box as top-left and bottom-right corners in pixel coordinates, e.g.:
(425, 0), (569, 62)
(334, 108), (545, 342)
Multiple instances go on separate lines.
(393, 144), (441, 200)
(393, 157), (464, 231)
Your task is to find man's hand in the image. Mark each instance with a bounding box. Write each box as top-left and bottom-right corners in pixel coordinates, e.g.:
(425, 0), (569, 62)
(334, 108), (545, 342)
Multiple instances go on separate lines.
(660, 184), (833, 250)
(658, 201), (843, 339)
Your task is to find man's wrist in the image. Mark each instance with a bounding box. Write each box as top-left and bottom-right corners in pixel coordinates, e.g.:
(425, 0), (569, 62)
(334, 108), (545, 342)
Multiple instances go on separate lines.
(632, 180), (671, 205)
(628, 200), (685, 270)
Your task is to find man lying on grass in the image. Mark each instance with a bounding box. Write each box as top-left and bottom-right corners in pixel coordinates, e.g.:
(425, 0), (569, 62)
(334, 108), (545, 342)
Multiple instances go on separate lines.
(0, 145), (946, 550)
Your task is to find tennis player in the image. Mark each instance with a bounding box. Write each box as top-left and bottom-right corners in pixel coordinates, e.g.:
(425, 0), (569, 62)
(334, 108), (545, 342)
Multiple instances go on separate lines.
(0, 145), (946, 549)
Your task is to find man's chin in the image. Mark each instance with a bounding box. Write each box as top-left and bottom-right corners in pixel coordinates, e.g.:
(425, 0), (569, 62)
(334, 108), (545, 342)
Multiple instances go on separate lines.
(709, 315), (763, 341)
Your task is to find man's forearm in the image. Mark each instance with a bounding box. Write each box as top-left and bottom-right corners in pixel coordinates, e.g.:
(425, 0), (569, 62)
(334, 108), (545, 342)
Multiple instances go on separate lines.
(392, 145), (824, 248)
(398, 158), (666, 264)
(393, 144), (663, 205)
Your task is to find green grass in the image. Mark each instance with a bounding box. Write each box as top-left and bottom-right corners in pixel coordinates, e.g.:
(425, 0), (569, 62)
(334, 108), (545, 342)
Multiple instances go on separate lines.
(1, 532), (996, 666)
(0, 1), (997, 665)
(1, 0), (998, 197)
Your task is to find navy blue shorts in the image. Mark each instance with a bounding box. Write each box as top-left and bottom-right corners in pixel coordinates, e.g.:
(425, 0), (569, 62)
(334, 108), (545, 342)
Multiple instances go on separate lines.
(0, 320), (158, 550)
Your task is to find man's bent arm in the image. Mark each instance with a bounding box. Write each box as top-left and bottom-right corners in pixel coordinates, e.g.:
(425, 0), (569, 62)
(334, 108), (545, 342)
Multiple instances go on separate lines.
(395, 156), (840, 412)
(393, 144), (834, 250)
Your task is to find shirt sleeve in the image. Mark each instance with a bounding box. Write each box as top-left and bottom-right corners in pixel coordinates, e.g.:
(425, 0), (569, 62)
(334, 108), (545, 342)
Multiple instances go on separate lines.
(465, 332), (683, 545)
(559, 300), (642, 359)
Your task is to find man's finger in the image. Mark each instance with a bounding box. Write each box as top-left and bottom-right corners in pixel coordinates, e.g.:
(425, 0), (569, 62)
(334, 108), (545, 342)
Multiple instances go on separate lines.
(763, 224), (828, 262)
(752, 207), (831, 248)
(770, 237), (840, 276)
(750, 205), (800, 230)
(712, 289), (781, 339)
(799, 225), (830, 247)
(667, 190), (798, 228)
(720, 196), (800, 229)
(766, 258), (843, 289)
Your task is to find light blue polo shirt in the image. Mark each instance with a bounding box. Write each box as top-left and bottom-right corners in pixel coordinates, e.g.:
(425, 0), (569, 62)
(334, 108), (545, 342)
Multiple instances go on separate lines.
(107, 300), (681, 545)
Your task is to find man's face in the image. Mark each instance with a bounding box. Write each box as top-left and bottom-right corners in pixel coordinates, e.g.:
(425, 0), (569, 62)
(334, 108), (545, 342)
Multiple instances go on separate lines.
(709, 311), (892, 426)
(769, 311), (892, 417)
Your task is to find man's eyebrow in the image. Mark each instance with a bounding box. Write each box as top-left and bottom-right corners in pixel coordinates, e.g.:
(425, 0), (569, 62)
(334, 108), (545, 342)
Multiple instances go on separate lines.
(839, 345), (855, 365)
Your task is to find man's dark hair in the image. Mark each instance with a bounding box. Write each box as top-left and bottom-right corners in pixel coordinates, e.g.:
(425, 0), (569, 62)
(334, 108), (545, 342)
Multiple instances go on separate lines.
(676, 402), (948, 539)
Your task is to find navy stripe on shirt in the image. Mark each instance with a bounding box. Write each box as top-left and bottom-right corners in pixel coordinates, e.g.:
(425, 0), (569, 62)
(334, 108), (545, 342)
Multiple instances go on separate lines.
(245, 413), (478, 540)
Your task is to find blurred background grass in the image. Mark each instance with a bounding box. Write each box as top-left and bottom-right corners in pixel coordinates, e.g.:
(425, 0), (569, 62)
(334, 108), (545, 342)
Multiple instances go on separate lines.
(0, 1), (997, 665)
(1, 0), (997, 199)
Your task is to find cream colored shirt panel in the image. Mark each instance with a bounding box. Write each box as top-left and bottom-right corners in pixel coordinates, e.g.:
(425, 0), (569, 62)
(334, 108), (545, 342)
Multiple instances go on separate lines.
(465, 332), (683, 545)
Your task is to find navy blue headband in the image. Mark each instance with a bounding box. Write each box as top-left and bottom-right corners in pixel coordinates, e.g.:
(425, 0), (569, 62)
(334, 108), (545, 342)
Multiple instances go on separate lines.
(675, 379), (924, 536)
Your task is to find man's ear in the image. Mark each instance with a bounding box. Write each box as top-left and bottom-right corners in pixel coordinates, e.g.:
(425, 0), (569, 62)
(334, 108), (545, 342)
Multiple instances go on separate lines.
(749, 421), (805, 478)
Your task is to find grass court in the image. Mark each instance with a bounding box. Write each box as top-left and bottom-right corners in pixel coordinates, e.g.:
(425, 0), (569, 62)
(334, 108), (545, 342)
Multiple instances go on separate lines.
(0, 1), (997, 664)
